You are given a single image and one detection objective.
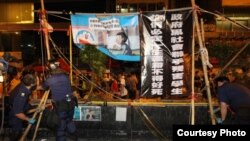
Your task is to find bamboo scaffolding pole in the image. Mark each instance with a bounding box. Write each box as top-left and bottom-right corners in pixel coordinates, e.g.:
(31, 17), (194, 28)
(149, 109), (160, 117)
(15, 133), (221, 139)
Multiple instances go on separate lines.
(191, 0), (216, 125)
(69, 26), (73, 85)
(31, 91), (50, 141)
(0, 72), (7, 135)
(40, 0), (51, 60)
(20, 0), (53, 140)
(200, 19), (206, 48)
(27, 104), (51, 114)
(19, 90), (50, 141)
(191, 20), (195, 125)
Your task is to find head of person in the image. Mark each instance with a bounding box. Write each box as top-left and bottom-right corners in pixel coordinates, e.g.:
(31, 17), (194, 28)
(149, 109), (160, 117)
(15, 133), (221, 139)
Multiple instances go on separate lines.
(215, 76), (229, 87)
(48, 59), (60, 70)
(116, 31), (128, 44)
(22, 73), (37, 90)
(0, 58), (8, 72)
(48, 59), (66, 75)
(3, 52), (12, 61)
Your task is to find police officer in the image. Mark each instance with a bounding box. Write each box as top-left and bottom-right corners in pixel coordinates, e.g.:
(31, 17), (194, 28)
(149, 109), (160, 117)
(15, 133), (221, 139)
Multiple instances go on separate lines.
(41, 59), (77, 141)
(215, 76), (250, 124)
(8, 73), (37, 141)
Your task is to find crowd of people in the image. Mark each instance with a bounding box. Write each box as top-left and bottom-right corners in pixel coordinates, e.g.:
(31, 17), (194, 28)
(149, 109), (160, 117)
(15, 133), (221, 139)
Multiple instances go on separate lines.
(72, 70), (140, 101)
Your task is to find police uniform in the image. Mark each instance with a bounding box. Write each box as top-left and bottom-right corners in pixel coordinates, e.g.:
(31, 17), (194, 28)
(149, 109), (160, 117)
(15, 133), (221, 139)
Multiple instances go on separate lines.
(218, 82), (250, 124)
(43, 72), (77, 141)
(8, 83), (33, 140)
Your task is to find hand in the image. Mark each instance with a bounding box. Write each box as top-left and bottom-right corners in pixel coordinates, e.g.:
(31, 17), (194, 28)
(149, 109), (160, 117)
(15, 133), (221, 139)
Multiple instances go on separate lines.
(28, 118), (36, 124)
(36, 105), (45, 113)
(36, 85), (42, 90)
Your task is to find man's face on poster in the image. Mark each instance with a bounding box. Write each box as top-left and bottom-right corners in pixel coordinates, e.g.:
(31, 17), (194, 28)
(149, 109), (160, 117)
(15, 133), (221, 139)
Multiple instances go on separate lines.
(115, 35), (123, 45)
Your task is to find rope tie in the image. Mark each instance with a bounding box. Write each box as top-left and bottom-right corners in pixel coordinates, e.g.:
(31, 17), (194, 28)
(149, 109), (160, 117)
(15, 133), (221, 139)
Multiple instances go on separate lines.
(200, 48), (213, 68)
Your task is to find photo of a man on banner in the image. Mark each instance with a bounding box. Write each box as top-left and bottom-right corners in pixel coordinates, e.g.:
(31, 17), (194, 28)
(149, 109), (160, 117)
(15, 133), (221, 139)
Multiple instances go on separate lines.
(71, 14), (140, 61)
(107, 28), (132, 55)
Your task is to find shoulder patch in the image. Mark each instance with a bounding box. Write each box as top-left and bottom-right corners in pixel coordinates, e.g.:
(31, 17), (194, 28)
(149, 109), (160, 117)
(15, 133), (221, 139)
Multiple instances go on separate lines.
(21, 93), (25, 97)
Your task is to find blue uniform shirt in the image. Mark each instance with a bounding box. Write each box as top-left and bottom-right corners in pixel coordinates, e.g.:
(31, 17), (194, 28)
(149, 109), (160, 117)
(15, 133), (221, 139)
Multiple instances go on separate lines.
(43, 73), (72, 101)
(9, 83), (32, 115)
(218, 83), (250, 112)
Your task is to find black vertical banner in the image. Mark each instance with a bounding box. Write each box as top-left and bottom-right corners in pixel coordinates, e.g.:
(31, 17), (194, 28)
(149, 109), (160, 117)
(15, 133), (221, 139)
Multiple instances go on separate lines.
(141, 8), (193, 98)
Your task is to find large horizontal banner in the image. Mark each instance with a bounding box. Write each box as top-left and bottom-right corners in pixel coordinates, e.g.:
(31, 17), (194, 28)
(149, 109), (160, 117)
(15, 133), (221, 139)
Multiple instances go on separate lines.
(71, 14), (140, 61)
(141, 8), (193, 98)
